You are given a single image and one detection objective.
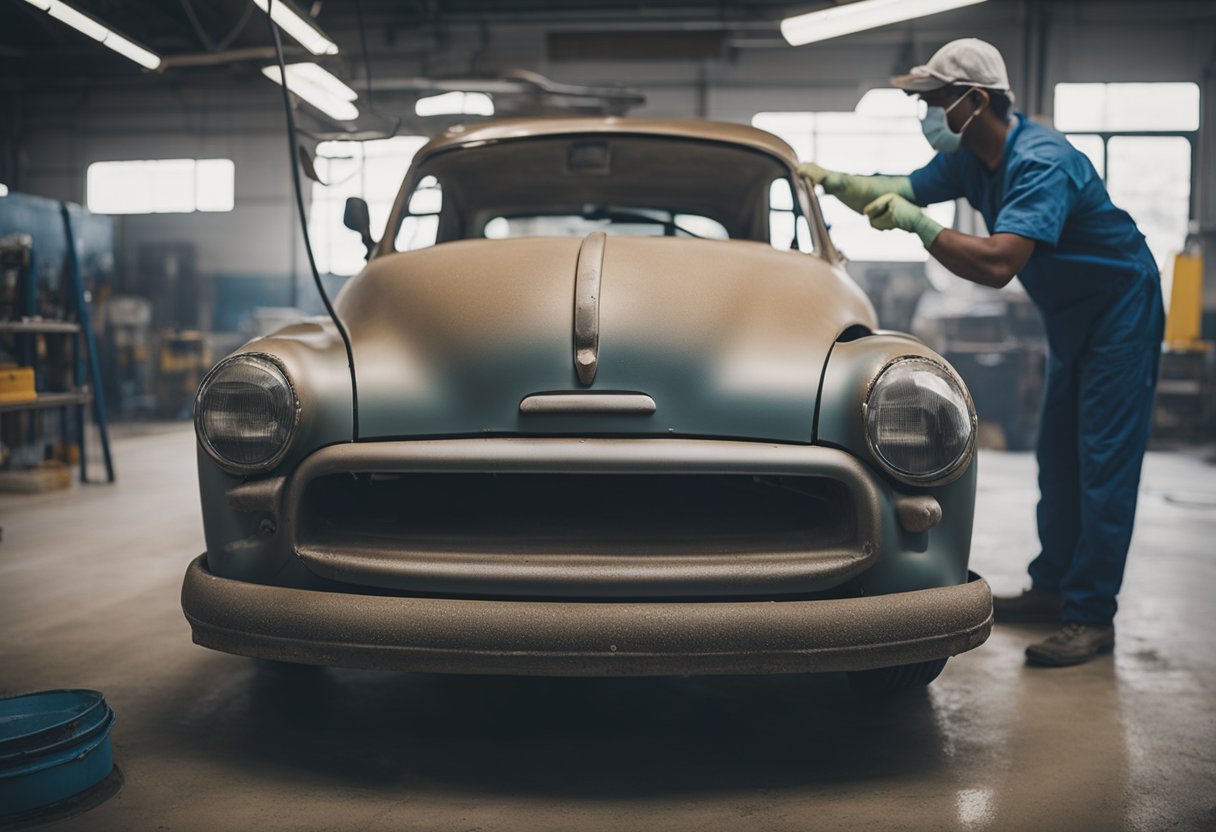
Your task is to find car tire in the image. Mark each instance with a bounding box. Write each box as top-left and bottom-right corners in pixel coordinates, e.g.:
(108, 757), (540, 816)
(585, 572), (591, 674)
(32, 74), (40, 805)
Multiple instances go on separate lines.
(847, 658), (947, 694)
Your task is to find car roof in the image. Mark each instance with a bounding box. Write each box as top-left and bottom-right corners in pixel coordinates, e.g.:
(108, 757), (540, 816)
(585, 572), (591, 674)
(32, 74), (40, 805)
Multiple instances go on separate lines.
(416, 117), (800, 166)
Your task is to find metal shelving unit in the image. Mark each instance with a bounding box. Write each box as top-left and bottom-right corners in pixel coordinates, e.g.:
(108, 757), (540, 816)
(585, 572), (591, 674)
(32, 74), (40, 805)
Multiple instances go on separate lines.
(0, 321), (82, 335)
(0, 204), (114, 483)
(0, 390), (92, 415)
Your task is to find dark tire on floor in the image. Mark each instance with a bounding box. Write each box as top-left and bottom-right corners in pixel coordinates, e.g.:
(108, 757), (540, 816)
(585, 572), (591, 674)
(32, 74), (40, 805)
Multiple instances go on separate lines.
(847, 658), (948, 694)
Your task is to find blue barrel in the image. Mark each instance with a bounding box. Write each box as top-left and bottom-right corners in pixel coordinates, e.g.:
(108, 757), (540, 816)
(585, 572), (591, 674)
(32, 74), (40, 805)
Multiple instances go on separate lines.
(0, 690), (115, 817)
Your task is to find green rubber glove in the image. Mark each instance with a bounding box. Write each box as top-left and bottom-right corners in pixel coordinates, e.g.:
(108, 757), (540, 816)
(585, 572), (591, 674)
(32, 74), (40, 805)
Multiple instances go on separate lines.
(797, 161), (833, 187)
(797, 163), (916, 215)
(864, 193), (944, 250)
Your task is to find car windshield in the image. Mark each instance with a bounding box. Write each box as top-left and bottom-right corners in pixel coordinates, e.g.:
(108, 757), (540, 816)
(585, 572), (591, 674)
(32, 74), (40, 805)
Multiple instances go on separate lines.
(385, 134), (814, 252)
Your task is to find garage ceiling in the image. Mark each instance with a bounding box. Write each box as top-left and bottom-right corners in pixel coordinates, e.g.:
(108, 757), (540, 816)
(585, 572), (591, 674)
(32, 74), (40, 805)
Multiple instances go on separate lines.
(0, 0), (834, 89)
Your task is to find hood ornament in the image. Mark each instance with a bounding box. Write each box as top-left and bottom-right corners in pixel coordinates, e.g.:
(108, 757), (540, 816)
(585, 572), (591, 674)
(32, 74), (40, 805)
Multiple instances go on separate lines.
(573, 231), (607, 385)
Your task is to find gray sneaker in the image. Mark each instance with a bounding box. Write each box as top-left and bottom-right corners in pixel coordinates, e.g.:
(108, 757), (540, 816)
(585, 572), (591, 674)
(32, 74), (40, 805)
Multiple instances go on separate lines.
(1025, 623), (1115, 666)
(993, 586), (1063, 624)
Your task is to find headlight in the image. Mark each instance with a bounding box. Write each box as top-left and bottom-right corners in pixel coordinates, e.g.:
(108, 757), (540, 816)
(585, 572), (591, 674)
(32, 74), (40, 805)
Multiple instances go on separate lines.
(864, 356), (975, 486)
(195, 354), (299, 473)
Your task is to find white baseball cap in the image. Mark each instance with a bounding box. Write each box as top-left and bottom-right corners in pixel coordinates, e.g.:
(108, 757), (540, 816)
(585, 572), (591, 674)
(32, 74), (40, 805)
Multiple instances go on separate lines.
(891, 38), (1013, 97)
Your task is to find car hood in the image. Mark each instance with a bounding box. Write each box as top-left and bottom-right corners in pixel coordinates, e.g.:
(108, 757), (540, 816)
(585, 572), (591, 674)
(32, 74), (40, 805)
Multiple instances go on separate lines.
(335, 236), (875, 443)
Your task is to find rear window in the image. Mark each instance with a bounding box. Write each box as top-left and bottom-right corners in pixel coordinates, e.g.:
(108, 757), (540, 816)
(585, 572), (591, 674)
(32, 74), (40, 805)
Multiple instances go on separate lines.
(482, 211), (729, 240)
(385, 134), (814, 252)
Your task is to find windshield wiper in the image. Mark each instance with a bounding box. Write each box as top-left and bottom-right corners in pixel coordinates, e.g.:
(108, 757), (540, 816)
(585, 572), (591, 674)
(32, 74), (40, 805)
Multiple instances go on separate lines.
(582, 206), (706, 239)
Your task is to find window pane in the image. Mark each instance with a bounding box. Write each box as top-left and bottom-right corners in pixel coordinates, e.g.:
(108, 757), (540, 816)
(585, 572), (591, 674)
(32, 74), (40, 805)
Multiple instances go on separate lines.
(853, 88), (919, 118)
(308, 135), (427, 275)
(770, 210), (795, 250)
(674, 214), (728, 240)
(1107, 136), (1191, 275)
(195, 159), (235, 212)
(752, 112), (815, 161)
(795, 215), (813, 254)
(479, 213), (723, 240)
(1054, 82), (1200, 132)
(769, 178), (793, 211)
(821, 196), (956, 262)
(150, 159), (196, 213)
(86, 158), (234, 214)
(408, 183), (442, 215)
(87, 161), (148, 214)
(754, 107), (941, 262)
(1065, 134), (1105, 179)
(396, 214), (440, 251)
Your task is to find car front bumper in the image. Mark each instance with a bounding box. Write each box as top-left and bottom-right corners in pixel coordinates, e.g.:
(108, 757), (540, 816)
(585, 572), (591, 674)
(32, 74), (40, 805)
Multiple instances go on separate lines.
(181, 555), (992, 676)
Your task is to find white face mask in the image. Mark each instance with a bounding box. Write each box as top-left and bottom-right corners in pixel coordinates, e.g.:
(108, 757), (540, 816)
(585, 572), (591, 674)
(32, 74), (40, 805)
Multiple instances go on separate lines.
(920, 87), (981, 153)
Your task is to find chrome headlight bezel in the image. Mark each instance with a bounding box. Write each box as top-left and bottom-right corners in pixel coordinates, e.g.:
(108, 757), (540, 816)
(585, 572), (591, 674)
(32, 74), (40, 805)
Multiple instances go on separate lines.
(862, 355), (977, 487)
(195, 352), (301, 475)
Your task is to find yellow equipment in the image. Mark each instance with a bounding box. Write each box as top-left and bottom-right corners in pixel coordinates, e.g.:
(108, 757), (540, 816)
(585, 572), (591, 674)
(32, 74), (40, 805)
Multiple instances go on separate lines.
(1165, 252), (1210, 351)
(1154, 251), (1212, 439)
(0, 364), (36, 404)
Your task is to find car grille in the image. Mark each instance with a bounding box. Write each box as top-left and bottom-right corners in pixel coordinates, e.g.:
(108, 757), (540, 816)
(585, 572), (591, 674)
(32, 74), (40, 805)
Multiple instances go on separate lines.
(281, 439), (882, 600)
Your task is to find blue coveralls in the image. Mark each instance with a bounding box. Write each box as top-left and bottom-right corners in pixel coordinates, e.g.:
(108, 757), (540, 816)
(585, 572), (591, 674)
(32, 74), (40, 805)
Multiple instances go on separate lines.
(909, 114), (1165, 626)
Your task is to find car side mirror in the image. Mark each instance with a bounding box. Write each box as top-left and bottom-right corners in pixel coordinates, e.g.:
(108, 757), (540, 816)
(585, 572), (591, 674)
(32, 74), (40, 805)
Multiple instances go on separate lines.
(343, 196), (376, 259)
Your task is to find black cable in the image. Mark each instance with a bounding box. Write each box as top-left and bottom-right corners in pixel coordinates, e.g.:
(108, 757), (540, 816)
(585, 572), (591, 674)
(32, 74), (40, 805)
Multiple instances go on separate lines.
(181, 0), (254, 52)
(264, 0), (359, 439)
(353, 0), (372, 100)
(179, 0), (216, 50)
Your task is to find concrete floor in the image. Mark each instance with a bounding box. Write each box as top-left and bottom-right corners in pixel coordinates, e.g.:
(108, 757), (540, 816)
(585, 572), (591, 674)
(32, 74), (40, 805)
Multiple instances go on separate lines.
(1, 425), (1214, 831)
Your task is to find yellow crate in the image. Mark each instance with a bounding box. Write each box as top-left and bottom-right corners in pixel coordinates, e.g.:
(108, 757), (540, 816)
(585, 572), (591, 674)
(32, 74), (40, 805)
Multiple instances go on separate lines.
(0, 365), (36, 404)
(1166, 253), (1209, 351)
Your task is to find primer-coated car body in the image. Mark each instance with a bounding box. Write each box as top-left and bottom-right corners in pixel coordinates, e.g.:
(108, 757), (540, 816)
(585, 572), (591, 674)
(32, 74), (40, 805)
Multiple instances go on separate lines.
(182, 117), (992, 682)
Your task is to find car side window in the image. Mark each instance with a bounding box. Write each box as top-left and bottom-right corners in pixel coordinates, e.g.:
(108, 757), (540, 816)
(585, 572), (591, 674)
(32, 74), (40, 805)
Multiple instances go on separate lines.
(395, 175), (442, 251)
(768, 178), (813, 253)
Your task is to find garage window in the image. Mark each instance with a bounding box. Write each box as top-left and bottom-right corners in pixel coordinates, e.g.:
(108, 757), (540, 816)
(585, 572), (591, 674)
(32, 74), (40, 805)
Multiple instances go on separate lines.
(754, 93), (954, 262)
(1056, 82), (1198, 282)
(86, 158), (234, 214)
(308, 135), (428, 276)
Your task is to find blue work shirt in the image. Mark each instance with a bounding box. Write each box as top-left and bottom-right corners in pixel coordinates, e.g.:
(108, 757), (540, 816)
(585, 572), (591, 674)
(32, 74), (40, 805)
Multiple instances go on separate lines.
(908, 114), (1159, 361)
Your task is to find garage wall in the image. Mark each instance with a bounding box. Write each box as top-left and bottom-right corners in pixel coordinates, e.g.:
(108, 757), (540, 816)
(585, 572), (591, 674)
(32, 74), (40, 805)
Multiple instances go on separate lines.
(6, 0), (1215, 329)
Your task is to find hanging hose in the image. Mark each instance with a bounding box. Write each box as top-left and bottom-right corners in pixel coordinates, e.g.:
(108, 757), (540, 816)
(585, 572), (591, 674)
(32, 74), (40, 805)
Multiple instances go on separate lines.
(263, 0), (359, 439)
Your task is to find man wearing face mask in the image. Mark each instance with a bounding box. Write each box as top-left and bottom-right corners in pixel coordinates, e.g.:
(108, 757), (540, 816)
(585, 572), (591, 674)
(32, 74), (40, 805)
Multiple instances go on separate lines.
(800, 38), (1163, 668)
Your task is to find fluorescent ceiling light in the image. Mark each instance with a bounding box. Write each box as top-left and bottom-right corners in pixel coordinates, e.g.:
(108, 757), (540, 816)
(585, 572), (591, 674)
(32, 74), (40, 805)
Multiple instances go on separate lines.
(414, 91), (495, 117)
(22, 0), (161, 69)
(262, 63), (359, 122)
(102, 32), (161, 70)
(781, 0), (988, 47)
(252, 0), (338, 56)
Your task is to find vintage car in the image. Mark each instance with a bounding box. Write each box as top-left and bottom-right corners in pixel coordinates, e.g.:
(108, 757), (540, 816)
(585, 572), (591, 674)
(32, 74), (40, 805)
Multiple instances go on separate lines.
(181, 117), (993, 692)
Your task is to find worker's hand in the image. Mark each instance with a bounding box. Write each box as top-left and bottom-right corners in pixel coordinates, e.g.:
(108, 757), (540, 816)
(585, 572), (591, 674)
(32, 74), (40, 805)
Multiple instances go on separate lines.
(799, 165), (917, 216)
(863, 193), (945, 249)
(797, 162), (836, 188)
(863, 193), (917, 230)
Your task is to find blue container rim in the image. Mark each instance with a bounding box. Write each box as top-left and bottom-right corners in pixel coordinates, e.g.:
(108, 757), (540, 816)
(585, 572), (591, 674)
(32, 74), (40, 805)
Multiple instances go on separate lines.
(0, 705), (114, 768)
(0, 690), (108, 754)
(0, 709), (115, 780)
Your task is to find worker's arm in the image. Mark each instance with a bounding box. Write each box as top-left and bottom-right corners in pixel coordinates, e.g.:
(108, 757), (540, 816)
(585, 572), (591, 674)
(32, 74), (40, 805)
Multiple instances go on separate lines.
(863, 193), (1034, 289)
(927, 229), (1035, 289)
(798, 163), (915, 215)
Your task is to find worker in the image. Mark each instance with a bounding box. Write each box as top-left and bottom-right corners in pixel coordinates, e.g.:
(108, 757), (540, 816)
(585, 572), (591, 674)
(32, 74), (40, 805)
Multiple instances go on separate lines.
(800, 39), (1163, 667)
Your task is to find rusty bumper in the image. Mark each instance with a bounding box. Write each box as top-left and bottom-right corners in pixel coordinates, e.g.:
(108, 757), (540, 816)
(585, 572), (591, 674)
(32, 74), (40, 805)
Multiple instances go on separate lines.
(181, 555), (992, 677)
